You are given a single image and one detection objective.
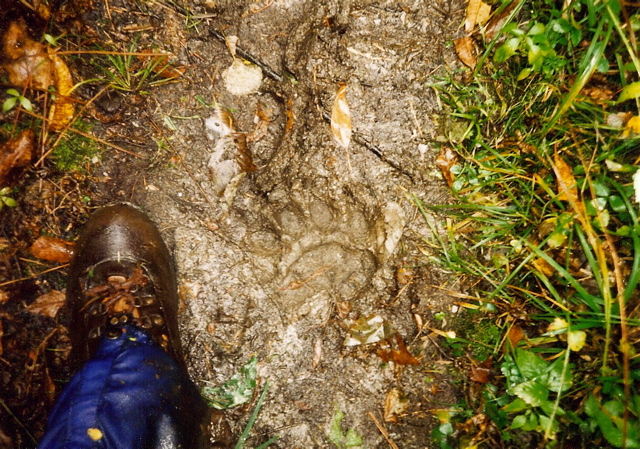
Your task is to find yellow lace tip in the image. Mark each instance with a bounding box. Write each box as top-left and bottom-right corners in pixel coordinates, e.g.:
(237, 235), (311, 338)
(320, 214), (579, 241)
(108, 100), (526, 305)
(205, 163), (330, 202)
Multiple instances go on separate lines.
(87, 428), (103, 441)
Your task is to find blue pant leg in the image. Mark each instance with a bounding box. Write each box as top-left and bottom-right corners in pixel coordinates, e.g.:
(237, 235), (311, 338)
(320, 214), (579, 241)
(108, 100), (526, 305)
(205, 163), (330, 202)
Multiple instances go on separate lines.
(39, 325), (208, 449)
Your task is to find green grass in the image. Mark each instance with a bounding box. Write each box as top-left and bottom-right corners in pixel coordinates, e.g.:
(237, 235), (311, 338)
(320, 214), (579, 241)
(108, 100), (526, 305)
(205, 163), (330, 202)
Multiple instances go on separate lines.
(424, 0), (640, 446)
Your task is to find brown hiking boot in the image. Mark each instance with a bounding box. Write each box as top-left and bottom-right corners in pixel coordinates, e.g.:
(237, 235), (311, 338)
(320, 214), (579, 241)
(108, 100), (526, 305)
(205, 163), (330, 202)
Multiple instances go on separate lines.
(66, 203), (184, 367)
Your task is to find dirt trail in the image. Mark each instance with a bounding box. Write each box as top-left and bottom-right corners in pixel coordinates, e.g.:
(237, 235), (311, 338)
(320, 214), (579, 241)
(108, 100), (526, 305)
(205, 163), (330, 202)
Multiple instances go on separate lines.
(2, 0), (466, 446)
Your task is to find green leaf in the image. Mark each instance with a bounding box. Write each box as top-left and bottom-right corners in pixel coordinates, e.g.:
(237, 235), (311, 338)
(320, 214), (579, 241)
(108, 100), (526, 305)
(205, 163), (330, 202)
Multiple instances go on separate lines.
(329, 407), (346, 447)
(512, 380), (549, 406)
(596, 56), (610, 73)
(608, 195), (627, 213)
(494, 38), (521, 63)
(2, 197), (17, 207)
(528, 22), (546, 35)
(344, 428), (363, 447)
(514, 349), (549, 379)
(201, 356), (257, 409)
(503, 397), (528, 413)
(3, 97), (17, 113)
(517, 67), (533, 80)
(19, 96), (33, 111)
(510, 414), (528, 429)
(6, 88), (20, 97)
(545, 358), (573, 393)
(617, 81), (640, 103)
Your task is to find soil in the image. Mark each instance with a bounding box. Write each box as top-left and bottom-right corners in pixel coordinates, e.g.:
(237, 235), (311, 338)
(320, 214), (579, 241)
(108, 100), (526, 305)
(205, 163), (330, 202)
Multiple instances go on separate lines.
(1, 0), (469, 447)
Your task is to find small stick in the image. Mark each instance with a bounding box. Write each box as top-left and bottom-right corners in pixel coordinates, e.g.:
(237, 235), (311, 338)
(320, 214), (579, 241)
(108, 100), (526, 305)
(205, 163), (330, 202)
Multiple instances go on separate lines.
(0, 264), (69, 287)
(368, 412), (399, 449)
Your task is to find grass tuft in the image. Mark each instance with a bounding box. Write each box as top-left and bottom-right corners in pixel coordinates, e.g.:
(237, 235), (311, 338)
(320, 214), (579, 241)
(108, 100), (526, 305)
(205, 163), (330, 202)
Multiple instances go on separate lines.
(425, 0), (640, 446)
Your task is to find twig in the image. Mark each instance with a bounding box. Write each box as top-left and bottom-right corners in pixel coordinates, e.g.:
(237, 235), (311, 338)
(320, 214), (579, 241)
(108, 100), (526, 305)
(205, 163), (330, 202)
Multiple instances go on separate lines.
(0, 264), (69, 287)
(208, 29), (283, 82)
(368, 412), (399, 449)
(21, 110), (141, 161)
(0, 398), (37, 446)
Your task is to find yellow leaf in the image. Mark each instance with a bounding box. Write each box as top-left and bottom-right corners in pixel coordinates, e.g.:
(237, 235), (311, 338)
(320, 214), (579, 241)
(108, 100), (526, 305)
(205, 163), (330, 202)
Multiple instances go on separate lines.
(617, 81), (640, 103)
(625, 116), (640, 135)
(552, 153), (578, 203)
(48, 49), (75, 131)
(331, 84), (352, 149)
(454, 37), (477, 69)
(547, 317), (568, 333)
(465, 0), (492, 34)
(567, 330), (586, 351)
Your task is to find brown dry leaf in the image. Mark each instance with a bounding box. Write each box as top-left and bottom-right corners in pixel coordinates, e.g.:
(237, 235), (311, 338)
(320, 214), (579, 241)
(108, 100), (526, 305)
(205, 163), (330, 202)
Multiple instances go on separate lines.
(376, 334), (419, 365)
(470, 358), (493, 383)
(1, 20), (75, 131)
(0, 291), (9, 305)
(331, 84), (352, 149)
(552, 152), (578, 203)
(225, 35), (239, 58)
(384, 388), (409, 423)
(485, 0), (519, 41)
(435, 147), (460, 187)
(26, 290), (66, 318)
(246, 102), (270, 143)
(0, 129), (34, 185)
(284, 97), (295, 135)
(29, 235), (75, 263)
(2, 20), (52, 90)
(312, 338), (323, 370)
(507, 325), (525, 347)
(465, 0), (492, 34)
(454, 36), (477, 69)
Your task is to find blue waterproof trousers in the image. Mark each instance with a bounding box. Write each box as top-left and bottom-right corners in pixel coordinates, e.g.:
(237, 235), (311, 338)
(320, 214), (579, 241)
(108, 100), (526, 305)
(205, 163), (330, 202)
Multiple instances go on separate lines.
(39, 325), (209, 449)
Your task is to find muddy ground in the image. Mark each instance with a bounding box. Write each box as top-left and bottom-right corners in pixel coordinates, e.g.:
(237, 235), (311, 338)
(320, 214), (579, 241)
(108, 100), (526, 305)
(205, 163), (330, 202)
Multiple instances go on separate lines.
(1, 0), (470, 447)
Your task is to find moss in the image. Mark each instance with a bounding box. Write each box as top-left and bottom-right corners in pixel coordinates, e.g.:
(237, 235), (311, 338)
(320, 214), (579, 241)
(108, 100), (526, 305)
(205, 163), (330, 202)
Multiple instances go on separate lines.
(51, 120), (101, 172)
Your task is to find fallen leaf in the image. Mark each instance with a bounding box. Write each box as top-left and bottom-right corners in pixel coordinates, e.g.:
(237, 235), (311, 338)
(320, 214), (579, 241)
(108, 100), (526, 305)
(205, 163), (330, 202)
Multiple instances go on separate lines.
(345, 314), (396, 346)
(29, 235), (75, 263)
(624, 116), (640, 137)
(507, 324), (524, 347)
(547, 317), (568, 333)
(465, 0), (492, 34)
(312, 338), (323, 370)
(225, 35), (239, 58)
(552, 152), (578, 203)
(531, 256), (555, 277)
(470, 358), (493, 383)
(284, 97), (295, 136)
(485, 0), (519, 42)
(376, 334), (419, 365)
(1, 20), (75, 131)
(48, 48), (75, 131)
(0, 129), (34, 185)
(384, 388), (409, 422)
(222, 58), (263, 96)
(435, 146), (460, 187)
(331, 84), (352, 149)
(2, 20), (52, 90)
(567, 329), (587, 351)
(26, 290), (65, 318)
(454, 36), (477, 69)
